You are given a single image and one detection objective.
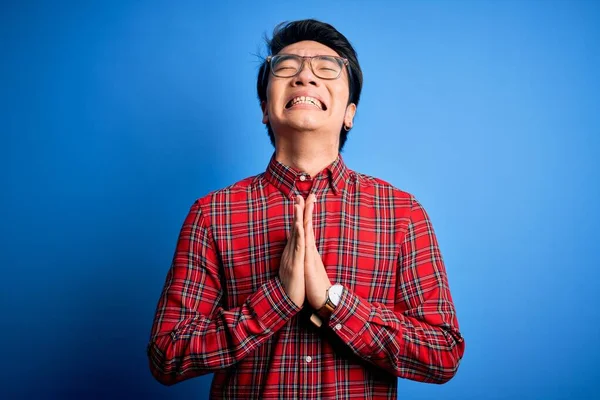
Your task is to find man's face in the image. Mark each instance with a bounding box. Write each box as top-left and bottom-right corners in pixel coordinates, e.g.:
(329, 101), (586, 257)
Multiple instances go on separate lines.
(262, 41), (356, 143)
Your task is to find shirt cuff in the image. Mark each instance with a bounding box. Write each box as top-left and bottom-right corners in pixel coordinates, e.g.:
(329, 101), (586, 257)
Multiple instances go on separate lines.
(328, 288), (371, 342)
(248, 276), (302, 333)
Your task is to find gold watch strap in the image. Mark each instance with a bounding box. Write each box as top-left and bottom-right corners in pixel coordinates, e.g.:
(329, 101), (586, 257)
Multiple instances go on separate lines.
(310, 287), (334, 327)
(311, 302), (335, 327)
(309, 313), (323, 327)
(318, 299), (335, 316)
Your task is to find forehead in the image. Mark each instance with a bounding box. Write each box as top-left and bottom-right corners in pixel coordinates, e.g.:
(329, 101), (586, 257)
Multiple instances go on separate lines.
(278, 40), (340, 57)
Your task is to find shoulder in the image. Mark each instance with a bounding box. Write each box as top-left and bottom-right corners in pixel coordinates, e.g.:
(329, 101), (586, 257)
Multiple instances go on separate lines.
(351, 170), (416, 206)
(189, 173), (265, 214)
(351, 171), (436, 231)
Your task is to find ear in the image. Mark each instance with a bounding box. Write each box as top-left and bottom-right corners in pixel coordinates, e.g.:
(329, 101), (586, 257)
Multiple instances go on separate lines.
(261, 101), (269, 124)
(344, 103), (357, 129)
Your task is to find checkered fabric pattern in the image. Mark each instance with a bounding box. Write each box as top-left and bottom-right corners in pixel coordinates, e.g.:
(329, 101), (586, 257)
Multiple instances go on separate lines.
(148, 155), (465, 399)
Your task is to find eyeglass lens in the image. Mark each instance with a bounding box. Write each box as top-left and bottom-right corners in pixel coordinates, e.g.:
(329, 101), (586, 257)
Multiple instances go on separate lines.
(271, 55), (342, 79)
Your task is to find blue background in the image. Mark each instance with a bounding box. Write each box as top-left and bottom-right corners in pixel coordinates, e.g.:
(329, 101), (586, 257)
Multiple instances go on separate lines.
(2, 0), (599, 399)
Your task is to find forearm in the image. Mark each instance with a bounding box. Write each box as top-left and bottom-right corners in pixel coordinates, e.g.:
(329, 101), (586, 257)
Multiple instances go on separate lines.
(148, 276), (300, 385)
(328, 288), (464, 383)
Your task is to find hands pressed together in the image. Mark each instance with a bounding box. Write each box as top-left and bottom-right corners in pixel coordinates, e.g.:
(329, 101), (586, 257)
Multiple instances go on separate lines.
(279, 194), (332, 309)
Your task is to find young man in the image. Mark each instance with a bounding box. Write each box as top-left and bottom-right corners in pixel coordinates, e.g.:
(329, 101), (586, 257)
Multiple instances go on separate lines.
(148, 19), (465, 399)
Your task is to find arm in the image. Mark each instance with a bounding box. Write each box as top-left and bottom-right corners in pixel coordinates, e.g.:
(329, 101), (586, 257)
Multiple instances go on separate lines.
(147, 201), (301, 386)
(328, 196), (465, 383)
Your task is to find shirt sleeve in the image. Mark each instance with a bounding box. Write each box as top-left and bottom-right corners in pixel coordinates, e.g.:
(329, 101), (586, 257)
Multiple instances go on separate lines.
(328, 196), (465, 383)
(147, 201), (301, 386)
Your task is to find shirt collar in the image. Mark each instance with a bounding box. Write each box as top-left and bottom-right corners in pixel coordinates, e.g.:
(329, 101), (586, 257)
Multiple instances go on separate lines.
(264, 153), (351, 199)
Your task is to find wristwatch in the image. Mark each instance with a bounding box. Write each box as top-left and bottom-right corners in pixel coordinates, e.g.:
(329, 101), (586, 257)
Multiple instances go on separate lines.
(318, 284), (344, 316)
(310, 284), (344, 327)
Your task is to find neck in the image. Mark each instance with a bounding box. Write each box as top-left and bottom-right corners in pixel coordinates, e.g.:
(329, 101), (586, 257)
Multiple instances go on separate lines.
(274, 131), (339, 177)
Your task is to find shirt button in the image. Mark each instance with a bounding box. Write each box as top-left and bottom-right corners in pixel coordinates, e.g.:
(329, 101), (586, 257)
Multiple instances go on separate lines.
(305, 356), (312, 363)
(299, 175), (307, 182)
(335, 324), (342, 331)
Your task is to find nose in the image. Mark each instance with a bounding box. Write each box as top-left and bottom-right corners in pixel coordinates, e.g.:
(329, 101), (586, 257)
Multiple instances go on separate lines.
(293, 59), (318, 86)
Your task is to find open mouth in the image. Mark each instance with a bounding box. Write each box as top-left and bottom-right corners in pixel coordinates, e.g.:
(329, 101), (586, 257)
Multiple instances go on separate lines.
(285, 96), (327, 110)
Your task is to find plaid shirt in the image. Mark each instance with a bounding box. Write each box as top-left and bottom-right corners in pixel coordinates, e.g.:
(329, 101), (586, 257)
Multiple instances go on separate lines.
(148, 155), (465, 399)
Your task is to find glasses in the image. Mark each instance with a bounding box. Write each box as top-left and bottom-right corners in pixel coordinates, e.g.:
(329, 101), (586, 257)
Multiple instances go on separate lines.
(266, 54), (349, 80)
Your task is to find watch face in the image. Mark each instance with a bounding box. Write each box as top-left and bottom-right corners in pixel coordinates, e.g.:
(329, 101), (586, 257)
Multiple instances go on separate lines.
(329, 284), (343, 306)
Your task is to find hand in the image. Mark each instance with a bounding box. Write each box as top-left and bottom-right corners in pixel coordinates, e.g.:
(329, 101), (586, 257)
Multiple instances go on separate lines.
(303, 194), (332, 310)
(279, 195), (306, 308)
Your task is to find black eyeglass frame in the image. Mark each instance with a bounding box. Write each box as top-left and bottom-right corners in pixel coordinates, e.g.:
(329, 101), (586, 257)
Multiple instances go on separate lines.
(265, 54), (350, 80)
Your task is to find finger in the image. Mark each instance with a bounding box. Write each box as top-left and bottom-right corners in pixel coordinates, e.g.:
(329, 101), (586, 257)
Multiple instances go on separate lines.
(303, 194), (313, 227)
(295, 197), (306, 260)
(294, 202), (305, 253)
(305, 195), (316, 246)
(296, 217), (305, 255)
(305, 222), (314, 250)
(296, 194), (305, 211)
(295, 196), (304, 229)
(289, 195), (304, 239)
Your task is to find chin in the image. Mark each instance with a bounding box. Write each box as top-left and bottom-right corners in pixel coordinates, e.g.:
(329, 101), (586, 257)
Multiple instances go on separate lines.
(287, 114), (324, 131)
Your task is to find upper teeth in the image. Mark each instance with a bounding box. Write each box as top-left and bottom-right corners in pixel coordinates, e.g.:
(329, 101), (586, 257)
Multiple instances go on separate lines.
(290, 96), (322, 109)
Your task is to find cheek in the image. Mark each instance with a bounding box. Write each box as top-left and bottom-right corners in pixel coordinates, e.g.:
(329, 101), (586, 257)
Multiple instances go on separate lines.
(331, 89), (350, 115)
(331, 84), (350, 105)
(267, 80), (285, 103)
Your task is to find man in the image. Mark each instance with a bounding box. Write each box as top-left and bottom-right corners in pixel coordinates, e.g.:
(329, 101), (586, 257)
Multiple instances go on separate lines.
(148, 19), (465, 399)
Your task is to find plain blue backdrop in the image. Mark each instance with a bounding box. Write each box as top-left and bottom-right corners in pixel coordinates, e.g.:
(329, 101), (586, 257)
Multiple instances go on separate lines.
(2, 0), (599, 399)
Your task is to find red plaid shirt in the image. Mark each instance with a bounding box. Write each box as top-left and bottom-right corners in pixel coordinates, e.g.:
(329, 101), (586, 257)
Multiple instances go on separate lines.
(148, 155), (465, 399)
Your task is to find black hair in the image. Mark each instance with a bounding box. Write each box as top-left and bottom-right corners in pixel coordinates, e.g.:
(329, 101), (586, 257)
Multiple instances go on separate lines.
(257, 19), (363, 151)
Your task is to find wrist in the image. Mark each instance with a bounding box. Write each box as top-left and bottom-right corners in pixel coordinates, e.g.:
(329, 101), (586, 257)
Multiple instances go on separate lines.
(315, 290), (328, 310)
(317, 283), (344, 317)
